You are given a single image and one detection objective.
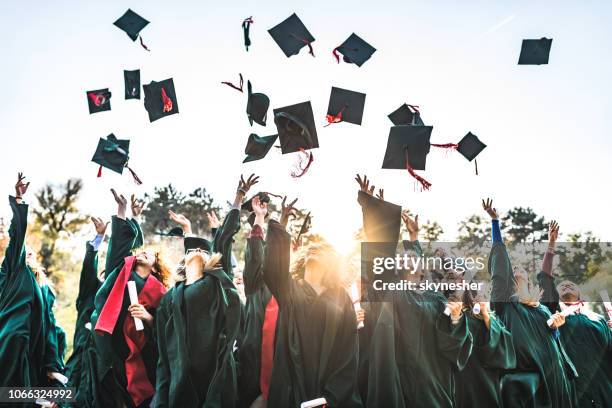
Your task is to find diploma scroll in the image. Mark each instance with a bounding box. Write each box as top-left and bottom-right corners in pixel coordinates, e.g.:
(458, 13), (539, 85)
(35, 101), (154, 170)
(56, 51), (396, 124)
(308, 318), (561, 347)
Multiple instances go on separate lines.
(547, 303), (581, 327)
(127, 280), (144, 331)
(301, 397), (327, 408)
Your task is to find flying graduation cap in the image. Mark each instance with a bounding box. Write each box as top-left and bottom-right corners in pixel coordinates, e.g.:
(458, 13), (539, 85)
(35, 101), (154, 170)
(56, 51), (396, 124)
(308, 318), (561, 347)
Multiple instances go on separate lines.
(273, 101), (319, 177)
(91, 134), (142, 184)
(143, 78), (179, 122)
(382, 125), (433, 190)
(388, 103), (425, 126)
(325, 87), (366, 126)
(243, 133), (279, 163)
(246, 81), (270, 125)
(86, 89), (112, 114)
(124, 70), (140, 99)
(518, 38), (553, 65)
(333, 33), (376, 67)
(113, 9), (151, 51)
(268, 13), (315, 57)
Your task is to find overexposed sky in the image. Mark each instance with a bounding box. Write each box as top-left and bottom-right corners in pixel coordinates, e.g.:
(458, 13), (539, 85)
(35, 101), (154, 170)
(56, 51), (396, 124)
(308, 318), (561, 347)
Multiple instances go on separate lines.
(1, 0), (611, 252)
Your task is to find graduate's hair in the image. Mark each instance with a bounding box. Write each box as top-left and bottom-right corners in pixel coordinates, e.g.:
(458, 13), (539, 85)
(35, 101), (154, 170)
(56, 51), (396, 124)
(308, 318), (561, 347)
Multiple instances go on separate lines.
(151, 251), (172, 287)
(174, 252), (223, 284)
(514, 269), (542, 306)
(291, 241), (342, 289)
(25, 247), (49, 287)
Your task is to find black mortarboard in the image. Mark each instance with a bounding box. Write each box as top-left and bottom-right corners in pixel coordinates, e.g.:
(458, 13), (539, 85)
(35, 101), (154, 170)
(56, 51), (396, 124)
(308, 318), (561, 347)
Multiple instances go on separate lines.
(241, 192), (271, 213)
(388, 104), (425, 126)
(333, 33), (376, 67)
(124, 70), (140, 99)
(91, 134), (130, 174)
(156, 227), (184, 237)
(273, 101), (319, 154)
(357, 191), (401, 243)
(143, 78), (179, 122)
(184, 237), (212, 253)
(86, 89), (111, 114)
(114, 9), (149, 41)
(326, 87), (366, 126)
(457, 132), (486, 161)
(268, 13), (315, 57)
(246, 81), (270, 126)
(382, 125), (432, 171)
(518, 38), (552, 65)
(243, 133), (279, 163)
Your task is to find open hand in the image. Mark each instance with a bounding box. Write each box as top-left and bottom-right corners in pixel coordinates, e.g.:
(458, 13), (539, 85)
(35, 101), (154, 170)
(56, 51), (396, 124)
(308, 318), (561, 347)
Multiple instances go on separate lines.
(401, 210), (419, 241)
(252, 195), (268, 218)
(548, 220), (560, 244)
(169, 210), (192, 234)
(206, 211), (220, 229)
(355, 174), (375, 196)
(237, 173), (259, 195)
(15, 172), (30, 200)
(91, 217), (109, 236)
(280, 196), (298, 228)
(111, 189), (128, 219)
(482, 198), (498, 220)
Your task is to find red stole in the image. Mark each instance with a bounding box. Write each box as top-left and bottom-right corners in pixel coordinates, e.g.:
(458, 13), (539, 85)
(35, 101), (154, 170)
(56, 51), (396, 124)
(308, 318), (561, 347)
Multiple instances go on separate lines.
(260, 296), (279, 399)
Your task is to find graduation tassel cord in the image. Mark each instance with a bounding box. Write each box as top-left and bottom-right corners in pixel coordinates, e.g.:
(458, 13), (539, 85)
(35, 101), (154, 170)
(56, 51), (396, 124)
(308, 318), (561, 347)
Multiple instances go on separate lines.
(161, 87), (173, 112)
(126, 166), (143, 185)
(221, 73), (244, 92)
(242, 16), (253, 51)
(404, 149), (432, 191)
(139, 36), (151, 51)
(290, 33), (315, 57)
(97, 165), (103, 178)
(332, 46), (341, 63)
(324, 104), (347, 127)
(291, 148), (314, 178)
(430, 143), (459, 150)
(474, 159), (479, 175)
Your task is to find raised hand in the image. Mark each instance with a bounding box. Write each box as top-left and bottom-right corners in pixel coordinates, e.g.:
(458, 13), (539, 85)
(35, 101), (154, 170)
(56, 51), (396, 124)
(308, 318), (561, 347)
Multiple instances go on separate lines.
(401, 210), (419, 241)
(237, 173), (260, 195)
(15, 172), (30, 201)
(252, 195), (268, 226)
(91, 217), (109, 236)
(355, 174), (375, 196)
(548, 220), (560, 245)
(169, 210), (192, 235)
(482, 198), (499, 220)
(280, 196), (298, 228)
(111, 189), (128, 219)
(206, 211), (220, 229)
(131, 194), (145, 218)
(376, 188), (385, 201)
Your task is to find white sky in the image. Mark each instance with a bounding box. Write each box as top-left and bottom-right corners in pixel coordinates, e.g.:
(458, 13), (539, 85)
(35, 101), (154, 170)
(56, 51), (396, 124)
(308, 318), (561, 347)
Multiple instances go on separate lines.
(1, 0), (611, 253)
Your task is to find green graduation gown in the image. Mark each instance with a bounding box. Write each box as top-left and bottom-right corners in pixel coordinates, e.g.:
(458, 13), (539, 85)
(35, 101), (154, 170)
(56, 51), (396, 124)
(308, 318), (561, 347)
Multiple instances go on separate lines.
(263, 220), (363, 408)
(455, 312), (516, 408)
(155, 268), (241, 408)
(0, 196), (47, 393)
(538, 272), (612, 407)
(489, 242), (577, 407)
(41, 284), (67, 378)
(212, 208), (241, 279)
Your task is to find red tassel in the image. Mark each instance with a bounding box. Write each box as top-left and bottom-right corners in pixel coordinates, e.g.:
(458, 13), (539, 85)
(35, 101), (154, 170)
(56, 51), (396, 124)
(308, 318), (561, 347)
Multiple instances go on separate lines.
(332, 47), (341, 63)
(221, 73), (244, 92)
(97, 165), (103, 178)
(291, 148), (314, 178)
(139, 36), (150, 51)
(126, 166), (143, 185)
(161, 87), (173, 113)
(290, 33), (315, 57)
(324, 105), (347, 127)
(430, 143), (458, 150)
(404, 149), (431, 191)
(474, 159), (479, 176)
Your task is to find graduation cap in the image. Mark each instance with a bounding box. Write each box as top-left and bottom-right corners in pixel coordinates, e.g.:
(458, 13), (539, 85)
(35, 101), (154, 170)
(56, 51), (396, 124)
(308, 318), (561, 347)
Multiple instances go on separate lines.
(246, 80), (270, 126)
(382, 125), (433, 190)
(518, 38), (552, 65)
(143, 78), (179, 122)
(326, 87), (366, 126)
(241, 191), (272, 213)
(457, 132), (486, 174)
(113, 9), (151, 50)
(91, 134), (142, 184)
(274, 101), (318, 177)
(388, 103), (425, 126)
(357, 191), (402, 244)
(333, 33), (376, 67)
(242, 16), (254, 51)
(184, 237), (212, 253)
(156, 227), (184, 237)
(124, 70), (140, 99)
(86, 89), (111, 114)
(243, 133), (278, 163)
(268, 13), (315, 57)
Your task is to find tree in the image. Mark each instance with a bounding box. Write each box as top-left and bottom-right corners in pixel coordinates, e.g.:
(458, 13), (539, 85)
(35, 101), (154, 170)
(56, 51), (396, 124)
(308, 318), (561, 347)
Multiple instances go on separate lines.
(556, 232), (611, 283)
(457, 214), (489, 249)
(32, 179), (88, 274)
(422, 220), (444, 242)
(502, 207), (547, 243)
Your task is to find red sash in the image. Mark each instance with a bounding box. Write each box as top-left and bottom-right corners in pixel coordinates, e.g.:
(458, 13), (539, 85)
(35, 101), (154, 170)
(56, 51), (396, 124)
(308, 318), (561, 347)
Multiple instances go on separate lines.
(260, 296), (279, 399)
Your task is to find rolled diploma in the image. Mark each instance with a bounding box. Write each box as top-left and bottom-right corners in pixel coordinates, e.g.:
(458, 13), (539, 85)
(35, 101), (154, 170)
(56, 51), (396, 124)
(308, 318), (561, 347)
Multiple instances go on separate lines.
(600, 290), (612, 321)
(350, 283), (364, 329)
(127, 280), (144, 331)
(301, 397), (327, 408)
(473, 303), (481, 315)
(547, 303), (581, 327)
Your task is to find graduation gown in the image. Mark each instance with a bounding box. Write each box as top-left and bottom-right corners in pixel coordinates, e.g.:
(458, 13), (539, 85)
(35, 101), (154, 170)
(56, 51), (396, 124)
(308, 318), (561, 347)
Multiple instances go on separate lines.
(90, 216), (163, 408)
(212, 208), (241, 279)
(538, 272), (612, 407)
(155, 268), (241, 408)
(41, 284), (67, 377)
(489, 242), (577, 407)
(263, 220), (363, 408)
(0, 196), (47, 393)
(65, 241), (102, 407)
(454, 312), (516, 408)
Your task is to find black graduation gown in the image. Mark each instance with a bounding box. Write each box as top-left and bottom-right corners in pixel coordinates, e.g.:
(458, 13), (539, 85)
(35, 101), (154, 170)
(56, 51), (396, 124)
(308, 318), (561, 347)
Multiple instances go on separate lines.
(489, 242), (577, 407)
(454, 312), (516, 408)
(263, 220), (363, 408)
(89, 216), (157, 408)
(155, 268), (241, 408)
(65, 241), (102, 407)
(539, 272), (612, 407)
(0, 196), (47, 395)
(212, 208), (241, 279)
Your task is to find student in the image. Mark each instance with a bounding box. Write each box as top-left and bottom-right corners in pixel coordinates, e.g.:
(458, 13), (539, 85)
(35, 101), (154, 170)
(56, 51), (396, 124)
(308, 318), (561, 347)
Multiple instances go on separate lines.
(355, 174), (472, 408)
(155, 174), (255, 408)
(90, 190), (170, 408)
(65, 217), (107, 407)
(263, 196), (363, 407)
(483, 198), (577, 407)
(538, 221), (612, 407)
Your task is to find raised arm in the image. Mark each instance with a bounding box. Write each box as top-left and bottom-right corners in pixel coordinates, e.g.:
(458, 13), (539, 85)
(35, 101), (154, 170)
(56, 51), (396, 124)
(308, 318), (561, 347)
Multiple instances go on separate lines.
(483, 199), (514, 308)
(263, 219), (292, 307)
(76, 218), (106, 315)
(1, 173), (30, 280)
(538, 220), (560, 314)
(243, 195), (267, 295)
(104, 189), (138, 276)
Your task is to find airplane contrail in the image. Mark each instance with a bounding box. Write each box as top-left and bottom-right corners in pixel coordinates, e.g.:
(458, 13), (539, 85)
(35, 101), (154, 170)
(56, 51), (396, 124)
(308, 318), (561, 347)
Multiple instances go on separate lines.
(487, 14), (516, 33)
